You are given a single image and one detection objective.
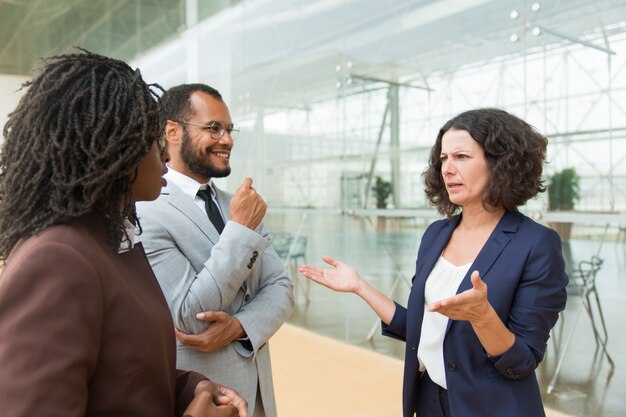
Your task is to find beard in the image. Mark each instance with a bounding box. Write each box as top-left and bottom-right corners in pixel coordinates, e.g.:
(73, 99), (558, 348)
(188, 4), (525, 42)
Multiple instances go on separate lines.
(180, 129), (231, 179)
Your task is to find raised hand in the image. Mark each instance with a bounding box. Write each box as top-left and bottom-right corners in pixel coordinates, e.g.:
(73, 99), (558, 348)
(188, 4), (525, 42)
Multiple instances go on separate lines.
(300, 255), (397, 324)
(299, 255), (363, 294)
(230, 178), (266, 230)
(428, 270), (491, 323)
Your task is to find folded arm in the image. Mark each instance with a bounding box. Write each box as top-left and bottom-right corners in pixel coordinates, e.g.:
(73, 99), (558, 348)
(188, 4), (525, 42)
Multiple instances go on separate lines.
(139, 206), (270, 335)
(176, 224), (294, 355)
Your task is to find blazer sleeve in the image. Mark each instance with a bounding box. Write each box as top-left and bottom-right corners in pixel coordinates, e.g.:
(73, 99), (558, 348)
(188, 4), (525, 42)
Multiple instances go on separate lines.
(174, 370), (208, 417)
(0, 241), (103, 417)
(490, 227), (568, 379)
(232, 223), (295, 354)
(139, 204), (268, 330)
(139, 203), (293, 355)
(381, 302), (408, 341)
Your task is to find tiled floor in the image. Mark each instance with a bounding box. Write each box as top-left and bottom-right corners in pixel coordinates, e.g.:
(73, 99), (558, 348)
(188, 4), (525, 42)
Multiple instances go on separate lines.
(267, 212), (625, 417)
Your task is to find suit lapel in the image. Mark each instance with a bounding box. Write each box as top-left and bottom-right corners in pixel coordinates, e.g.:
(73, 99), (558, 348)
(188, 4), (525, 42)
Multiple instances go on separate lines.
(456, 210), (520, 293)
(416, 216), (460, 287)
(163, 182), (220, 245)
(214, 185), (232, 223)
(445, 210), (521, 333)
(411, 216), (460, 308)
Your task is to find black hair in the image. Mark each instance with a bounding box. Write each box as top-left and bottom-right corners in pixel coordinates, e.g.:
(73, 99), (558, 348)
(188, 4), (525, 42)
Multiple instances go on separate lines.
(0, 50), (162, 258)
(159, 83), (222, 125)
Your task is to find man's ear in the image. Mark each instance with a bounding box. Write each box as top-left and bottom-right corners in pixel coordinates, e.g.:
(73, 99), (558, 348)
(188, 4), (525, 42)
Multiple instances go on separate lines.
(165, 120), (181, 145)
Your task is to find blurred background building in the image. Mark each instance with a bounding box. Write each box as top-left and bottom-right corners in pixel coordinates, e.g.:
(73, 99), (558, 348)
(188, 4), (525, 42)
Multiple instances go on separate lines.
(1, 1), (624, 416)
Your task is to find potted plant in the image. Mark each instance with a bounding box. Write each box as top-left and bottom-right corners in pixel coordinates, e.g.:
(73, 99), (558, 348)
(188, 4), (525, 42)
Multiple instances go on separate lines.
(372, 176), (392, 209)
(547, 167), (580, 240)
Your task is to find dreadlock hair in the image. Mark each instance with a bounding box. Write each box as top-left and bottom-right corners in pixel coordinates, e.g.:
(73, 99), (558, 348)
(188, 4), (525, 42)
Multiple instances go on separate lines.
(0, 50), (162, 259)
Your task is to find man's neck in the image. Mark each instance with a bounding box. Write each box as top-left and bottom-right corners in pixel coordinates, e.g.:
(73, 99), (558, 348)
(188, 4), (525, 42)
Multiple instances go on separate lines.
(167, 162), (210, 185)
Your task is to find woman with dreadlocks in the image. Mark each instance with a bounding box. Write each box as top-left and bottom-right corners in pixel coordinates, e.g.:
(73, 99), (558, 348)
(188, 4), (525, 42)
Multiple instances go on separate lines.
(0, 51), (246, 417)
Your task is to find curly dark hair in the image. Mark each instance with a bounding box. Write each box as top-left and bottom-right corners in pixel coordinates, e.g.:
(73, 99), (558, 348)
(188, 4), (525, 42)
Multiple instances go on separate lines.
(159, 83), (222, 125)
(423, 108), (547, 217)
(0, 50), (162, 258)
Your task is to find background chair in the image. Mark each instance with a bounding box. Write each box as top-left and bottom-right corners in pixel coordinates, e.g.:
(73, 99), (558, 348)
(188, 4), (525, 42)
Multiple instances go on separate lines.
(271, 232), (310, 303)
(547, 254), (615, 394)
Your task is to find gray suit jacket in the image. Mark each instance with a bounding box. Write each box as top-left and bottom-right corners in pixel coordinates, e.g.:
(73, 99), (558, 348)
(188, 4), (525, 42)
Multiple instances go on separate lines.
(136, 182), (294, 417)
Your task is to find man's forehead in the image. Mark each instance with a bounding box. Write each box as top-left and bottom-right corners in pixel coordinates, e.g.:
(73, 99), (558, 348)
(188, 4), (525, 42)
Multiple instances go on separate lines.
(188, 91), (230, 119)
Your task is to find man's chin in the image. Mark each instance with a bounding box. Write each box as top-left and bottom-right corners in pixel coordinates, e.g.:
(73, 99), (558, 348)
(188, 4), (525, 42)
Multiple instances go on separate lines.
(210, 167), (231, 178)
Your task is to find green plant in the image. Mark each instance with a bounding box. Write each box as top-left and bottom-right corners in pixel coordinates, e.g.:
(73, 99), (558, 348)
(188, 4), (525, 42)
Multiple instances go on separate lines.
(548, 168), (580, 210)
(372, 176), (392, 209)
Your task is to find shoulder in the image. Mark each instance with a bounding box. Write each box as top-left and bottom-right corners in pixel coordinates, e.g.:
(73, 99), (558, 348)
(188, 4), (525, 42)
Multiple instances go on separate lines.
(501, 213), (564, 265)
(514, 212), (561, 244)
(214, 185), (234, 201)
(9, 220), (105, 260)
(136, 193), (169, 213)
(424, 214), (458, 236)
(2, 223), (105, 294)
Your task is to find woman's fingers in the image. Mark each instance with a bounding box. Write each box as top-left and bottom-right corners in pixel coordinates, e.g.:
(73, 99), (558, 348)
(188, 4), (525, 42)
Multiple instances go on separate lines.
(321, 255), (340, 268)
(299, 265), (327, 284)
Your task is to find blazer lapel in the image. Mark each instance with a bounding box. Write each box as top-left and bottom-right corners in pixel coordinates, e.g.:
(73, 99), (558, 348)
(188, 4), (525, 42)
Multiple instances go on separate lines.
(417, 216), (460, 284)
(445, 210), (521, 333)
(411, 216), (460, 304)
(456, 210), (521, 293)
(163, 182), (220, 245)
(214, 185), (232, 223)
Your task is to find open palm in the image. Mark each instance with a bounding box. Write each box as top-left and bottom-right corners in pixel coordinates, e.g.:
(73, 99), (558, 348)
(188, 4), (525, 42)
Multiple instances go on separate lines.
(299, 255), (362, 293)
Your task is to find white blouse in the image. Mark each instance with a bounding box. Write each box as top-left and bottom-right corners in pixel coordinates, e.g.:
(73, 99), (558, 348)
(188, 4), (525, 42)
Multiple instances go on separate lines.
(417, 256), (471, 389)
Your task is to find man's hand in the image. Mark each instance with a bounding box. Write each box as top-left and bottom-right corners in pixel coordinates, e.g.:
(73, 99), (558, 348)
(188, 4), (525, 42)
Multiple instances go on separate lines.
(176, 311), (245, 353)
(183, 380), (247, 417)
(229, 178), (266, 230)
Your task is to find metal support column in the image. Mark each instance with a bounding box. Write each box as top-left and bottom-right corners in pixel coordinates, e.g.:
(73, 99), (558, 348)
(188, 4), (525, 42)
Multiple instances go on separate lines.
(389, 84), (401, 208)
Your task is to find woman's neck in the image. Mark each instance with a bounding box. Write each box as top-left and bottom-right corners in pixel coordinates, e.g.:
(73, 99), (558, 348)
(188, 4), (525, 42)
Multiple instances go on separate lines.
(459, 204), (506, 231)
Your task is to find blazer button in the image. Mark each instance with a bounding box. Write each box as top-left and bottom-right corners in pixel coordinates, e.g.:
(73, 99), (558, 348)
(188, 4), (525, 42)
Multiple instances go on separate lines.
(253, 250), (259, 257)
(447, 362), (457, 371)
(247, 263), (253, 269)
(245, 294), (251, 302)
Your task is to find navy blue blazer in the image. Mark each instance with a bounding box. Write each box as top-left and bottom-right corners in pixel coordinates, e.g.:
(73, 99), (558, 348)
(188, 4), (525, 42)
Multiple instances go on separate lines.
(382, 210), (568, 417)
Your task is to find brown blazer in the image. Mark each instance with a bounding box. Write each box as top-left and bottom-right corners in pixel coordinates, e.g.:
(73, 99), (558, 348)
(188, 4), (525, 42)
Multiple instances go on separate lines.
(0, 215), (206, 417)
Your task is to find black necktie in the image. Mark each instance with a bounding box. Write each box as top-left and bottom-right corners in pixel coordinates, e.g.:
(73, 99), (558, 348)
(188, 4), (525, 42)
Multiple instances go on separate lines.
(197, 187), (225, 234)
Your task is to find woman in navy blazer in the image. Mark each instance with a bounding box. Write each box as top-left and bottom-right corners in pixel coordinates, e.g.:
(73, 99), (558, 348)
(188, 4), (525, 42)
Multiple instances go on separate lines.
(301, 108), (568, 417)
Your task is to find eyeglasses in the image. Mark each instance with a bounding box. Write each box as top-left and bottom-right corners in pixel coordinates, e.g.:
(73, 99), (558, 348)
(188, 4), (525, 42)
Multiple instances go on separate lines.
(174, 120), (239, 140)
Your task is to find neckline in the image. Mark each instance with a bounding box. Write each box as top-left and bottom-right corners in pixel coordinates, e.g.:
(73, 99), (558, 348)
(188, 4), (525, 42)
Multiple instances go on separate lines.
(439, 255), (472, 269)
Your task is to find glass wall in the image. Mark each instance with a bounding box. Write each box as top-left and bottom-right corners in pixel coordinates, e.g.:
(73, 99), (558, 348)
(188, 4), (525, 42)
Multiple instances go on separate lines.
(1, 1), (624, 415)
(134, 0), (626, 215)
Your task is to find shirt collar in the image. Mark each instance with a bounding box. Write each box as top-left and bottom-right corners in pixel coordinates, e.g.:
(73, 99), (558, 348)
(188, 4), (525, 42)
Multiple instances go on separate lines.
(118, 218), (138, 253)
(164, 165), (215, 201)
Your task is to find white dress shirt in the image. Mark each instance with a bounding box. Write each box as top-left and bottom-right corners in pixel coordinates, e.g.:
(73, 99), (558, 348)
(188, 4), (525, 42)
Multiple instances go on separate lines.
(418, 256), (471, 389)
(118, 218), (139, 253)
(164, 166), (225, 220)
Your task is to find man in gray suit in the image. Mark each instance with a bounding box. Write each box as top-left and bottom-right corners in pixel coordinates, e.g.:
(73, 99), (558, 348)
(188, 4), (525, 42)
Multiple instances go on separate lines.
(136, 84), (294, 417)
